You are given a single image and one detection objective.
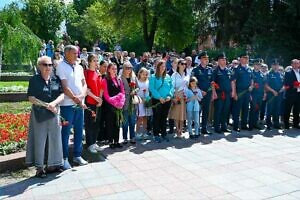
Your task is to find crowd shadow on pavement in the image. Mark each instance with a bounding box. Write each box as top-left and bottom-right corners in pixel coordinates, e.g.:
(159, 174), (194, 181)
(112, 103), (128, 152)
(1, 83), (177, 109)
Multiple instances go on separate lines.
(0, 173), (60, 199)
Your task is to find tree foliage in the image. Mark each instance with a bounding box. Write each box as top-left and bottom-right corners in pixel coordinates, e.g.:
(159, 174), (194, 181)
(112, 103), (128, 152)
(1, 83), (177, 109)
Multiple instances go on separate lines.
(22, 0), (65, 41)
(0, 3), (40, 67)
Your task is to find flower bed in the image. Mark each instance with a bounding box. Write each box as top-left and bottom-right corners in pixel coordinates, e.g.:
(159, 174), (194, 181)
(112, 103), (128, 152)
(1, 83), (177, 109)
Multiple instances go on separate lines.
(0, 113), (30, 155)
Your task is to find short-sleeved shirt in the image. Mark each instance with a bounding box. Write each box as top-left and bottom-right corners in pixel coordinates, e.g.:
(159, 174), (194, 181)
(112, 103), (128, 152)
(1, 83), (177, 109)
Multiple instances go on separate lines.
(191, 65), (213, 91)
(252, 70), (266, 95)
(212, 66), (232, 93)
(56, 60), (85, 106)
(84, 69), (102, 105)
(27, 74), (63, 103)
(266, 70), (283, 92)
(232, 65), (253, 91)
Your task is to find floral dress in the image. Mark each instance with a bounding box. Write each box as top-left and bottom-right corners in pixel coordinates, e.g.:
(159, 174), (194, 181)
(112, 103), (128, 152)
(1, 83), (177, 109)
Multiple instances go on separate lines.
(136, 79), (152, 117)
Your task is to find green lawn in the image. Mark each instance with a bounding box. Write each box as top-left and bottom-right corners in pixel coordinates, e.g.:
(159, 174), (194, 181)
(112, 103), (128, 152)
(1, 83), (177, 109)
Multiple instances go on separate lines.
(0, 81), (29, 88)
(0, 102), (31, 114)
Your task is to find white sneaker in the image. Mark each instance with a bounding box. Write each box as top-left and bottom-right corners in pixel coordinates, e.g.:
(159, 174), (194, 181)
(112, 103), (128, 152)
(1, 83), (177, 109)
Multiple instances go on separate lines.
(88, 144), (98, 154)
(93, 144), (102, 152)
(73, 156), (88, 166)
(63, 158), (72, 170)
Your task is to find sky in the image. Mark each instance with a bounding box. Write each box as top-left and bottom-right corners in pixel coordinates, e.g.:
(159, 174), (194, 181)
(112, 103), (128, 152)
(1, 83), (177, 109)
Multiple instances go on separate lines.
(0, 0), (22, 9)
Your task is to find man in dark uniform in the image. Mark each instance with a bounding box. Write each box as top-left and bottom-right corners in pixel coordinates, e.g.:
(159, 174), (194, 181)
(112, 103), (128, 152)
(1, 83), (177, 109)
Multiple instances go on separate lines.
(191, 51), (213, 135)
(283, 59), (300, 129)
(265, 61), (284, 130)
(212, 53), (232, 133)
(248, 62), (266, 130)
(231, 53), (253, 132)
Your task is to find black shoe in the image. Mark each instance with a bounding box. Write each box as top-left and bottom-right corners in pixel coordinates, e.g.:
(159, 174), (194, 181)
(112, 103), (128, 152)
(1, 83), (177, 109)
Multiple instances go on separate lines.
(221, 128), (231, 133)
(194, 134), (200, 139)
(292, 125), (300, 129)
(201, 130), (211, 135)
(233, 128), (240, 132)
(109, 143), (116, 149)
(115, 143), (123, 148)
(253, 125), (262, 130)
(241, 126), (248, 130)
(189, 135), (195, 139)
(266, 126), (272, 130)
(35, 169), (47, 178)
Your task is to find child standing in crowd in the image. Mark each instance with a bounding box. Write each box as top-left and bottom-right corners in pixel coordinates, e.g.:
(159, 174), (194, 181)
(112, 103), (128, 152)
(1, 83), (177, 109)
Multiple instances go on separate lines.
(149, 60), (174, 143)
(120, 62), (137, 144)
(102, 63), (125, 149)
(136, 67), (152, 140)
(84, 54), (103, 153)
(185, 77), (203, 139)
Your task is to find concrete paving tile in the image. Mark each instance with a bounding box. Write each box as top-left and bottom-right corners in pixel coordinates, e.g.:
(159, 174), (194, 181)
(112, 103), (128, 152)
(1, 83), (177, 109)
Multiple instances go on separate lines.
(232, 189), (265, 200)
(270, 181), (300, 194)
(253, 185), (287, 199)
(86, 185), (115, 197)
(31, 185), (60, 197)
(236, 178), (265, 189)
(141, 185), (171, 199)
(131, 178), (159, 188)
(269, 194), (299, 200)
(110, 181), (137, 193)
(211, 193), (241, 200)
(62, 189), (91, 199)
(102, 175), (127, 185)
(289, 190), (300, 198)
(80, 178), (107, 188)
(196, 185), (228, 198)
(253, 174), (282, 185)
(57, 180), (84, 193)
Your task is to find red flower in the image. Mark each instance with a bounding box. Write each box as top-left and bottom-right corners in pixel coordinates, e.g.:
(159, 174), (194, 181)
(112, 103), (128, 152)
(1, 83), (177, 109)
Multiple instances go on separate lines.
(221, 91), (226, 100)
(293, 81), (300, 88)
(211, 81), (220, 90)
(254, 83), (259, 89)
(284, 85), (290, 90)
(129, 81), (136, 88)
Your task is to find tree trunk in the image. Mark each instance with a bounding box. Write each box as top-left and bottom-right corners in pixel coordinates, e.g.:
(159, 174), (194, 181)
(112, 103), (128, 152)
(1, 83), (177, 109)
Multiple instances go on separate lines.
(0, 41), (2, 78)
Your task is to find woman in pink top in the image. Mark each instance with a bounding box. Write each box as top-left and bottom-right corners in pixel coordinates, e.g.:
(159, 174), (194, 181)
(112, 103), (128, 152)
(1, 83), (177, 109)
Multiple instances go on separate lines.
(102, 63), (125, 148)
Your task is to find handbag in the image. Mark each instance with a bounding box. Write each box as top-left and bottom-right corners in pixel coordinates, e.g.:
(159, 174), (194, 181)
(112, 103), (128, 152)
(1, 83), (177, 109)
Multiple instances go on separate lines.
(131, 95), (143, 104)
(32, 105), (56, 123)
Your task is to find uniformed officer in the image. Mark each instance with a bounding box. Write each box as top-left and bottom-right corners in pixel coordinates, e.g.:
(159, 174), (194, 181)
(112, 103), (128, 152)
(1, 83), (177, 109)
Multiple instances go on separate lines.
(265, 61), (284, 130)
(248, 62), (266, 130)
(231, 52), (253, 132)
(191, 51), (213, 134)
(212, 53), (232, 133)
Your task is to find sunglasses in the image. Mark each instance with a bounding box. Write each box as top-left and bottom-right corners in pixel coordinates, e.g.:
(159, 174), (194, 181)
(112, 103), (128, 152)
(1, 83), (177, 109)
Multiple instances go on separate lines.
(180, 63), (187, 66)
(42, 63), (53, 67)
(125, 67), (132, 70)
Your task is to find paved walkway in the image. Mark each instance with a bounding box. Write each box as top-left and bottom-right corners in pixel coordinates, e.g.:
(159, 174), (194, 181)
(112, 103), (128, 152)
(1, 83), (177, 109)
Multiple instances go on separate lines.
(1, 129), (300, 200)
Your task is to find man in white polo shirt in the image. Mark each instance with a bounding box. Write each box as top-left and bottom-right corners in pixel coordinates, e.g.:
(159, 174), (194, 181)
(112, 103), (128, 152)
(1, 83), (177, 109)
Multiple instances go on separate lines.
(56, 45), (88, 169)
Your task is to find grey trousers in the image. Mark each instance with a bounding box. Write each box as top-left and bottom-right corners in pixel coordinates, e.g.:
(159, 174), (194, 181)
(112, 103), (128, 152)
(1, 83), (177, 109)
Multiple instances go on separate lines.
(25, 109), (63, 168)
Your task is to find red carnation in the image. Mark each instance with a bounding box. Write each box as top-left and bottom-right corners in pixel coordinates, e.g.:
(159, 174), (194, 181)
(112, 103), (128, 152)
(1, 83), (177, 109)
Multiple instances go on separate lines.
(211, 81), (220, 90)
(293, 81), (300, 88)
(254, 83), (259, 89)
(129, 82), (136, 88)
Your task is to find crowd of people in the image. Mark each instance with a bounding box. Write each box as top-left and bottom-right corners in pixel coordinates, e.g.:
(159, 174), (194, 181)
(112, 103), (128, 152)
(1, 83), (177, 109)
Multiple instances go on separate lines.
(26, 40), (300, 178)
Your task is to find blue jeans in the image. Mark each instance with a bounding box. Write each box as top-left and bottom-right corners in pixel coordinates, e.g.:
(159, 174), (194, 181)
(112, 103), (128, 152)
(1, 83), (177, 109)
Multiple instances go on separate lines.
(122, 110), (136, 140)
(187, 111), (200, 135)
(60, 106), (84, 158)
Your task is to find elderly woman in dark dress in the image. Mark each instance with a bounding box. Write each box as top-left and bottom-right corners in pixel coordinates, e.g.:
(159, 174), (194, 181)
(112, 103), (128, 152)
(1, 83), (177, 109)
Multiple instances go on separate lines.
(26, 56), (64, 178)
